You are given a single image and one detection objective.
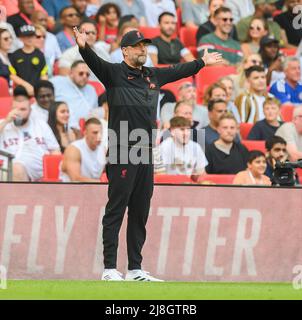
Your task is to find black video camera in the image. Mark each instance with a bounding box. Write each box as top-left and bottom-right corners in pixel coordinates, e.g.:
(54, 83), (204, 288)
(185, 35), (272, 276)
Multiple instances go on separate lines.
(271, 160), (302, 186)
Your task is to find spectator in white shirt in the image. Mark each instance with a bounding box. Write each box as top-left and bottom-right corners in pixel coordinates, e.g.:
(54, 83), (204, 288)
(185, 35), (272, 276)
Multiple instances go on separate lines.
(31, 80), (55, 122)
(160, 116), (208, 182)
(0, 86), (61, 181)
(50, 60), (98, 130)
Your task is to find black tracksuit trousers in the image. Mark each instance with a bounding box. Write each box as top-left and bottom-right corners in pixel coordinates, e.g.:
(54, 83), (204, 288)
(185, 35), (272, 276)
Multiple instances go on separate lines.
(103, 162), (154, 270)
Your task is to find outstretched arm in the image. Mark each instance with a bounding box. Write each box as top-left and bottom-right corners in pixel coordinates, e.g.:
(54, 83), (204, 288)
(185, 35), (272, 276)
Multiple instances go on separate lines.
(73, 26), (111, 87)
(156, 48), (223, 87)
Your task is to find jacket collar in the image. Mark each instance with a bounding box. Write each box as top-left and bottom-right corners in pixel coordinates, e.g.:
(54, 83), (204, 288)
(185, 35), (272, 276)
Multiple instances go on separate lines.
(122, 61), (154, 78)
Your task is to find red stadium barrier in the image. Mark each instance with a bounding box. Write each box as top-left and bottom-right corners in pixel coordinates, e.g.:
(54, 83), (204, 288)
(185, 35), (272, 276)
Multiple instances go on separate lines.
(0, 97), (13, 119)
(1, 183), (302, 281)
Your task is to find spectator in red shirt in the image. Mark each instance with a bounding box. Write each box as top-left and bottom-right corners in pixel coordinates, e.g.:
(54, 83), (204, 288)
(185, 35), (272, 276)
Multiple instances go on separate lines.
(95, 3), (121, 44)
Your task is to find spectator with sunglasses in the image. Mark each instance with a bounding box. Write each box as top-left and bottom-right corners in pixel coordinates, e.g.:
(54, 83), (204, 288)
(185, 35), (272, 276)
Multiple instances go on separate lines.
(241, 17), (269, 57)
(56, 6), (81, 52)
(197, 7), (242, 65)
(50, 60), (98, 130)
(196, 0), (238, 45)
(31, 11), (62, 74)
(58, 21), (111, 78)
(148, 12), (195, 66)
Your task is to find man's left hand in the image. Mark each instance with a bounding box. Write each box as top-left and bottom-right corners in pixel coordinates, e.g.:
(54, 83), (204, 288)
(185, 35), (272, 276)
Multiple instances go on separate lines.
(201, 48), (223, 66)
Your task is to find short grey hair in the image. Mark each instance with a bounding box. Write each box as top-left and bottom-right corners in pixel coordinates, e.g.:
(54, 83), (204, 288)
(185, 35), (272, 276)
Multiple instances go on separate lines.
(283, 56), (300, 70)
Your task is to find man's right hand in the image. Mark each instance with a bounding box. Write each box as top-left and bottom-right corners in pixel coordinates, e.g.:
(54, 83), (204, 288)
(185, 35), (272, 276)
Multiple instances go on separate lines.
(73, 26), (87, 49)
(5, 109), (18, 124)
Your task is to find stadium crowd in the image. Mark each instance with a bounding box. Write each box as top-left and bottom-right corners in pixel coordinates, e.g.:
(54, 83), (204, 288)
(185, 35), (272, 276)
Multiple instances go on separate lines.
(0, 0), (302, 185)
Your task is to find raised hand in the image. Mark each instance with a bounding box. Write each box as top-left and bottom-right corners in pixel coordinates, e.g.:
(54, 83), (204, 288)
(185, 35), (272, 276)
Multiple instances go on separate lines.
(201, 48), (223, 66)
(73, 26), (87, 49)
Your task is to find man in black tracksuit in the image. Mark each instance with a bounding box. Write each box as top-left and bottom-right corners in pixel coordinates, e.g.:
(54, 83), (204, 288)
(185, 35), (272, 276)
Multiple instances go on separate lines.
(74, 27), (222, 281)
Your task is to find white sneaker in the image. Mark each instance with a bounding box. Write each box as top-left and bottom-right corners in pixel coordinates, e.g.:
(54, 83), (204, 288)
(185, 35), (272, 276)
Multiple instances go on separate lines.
(101, 269), (124, 281)
(125, 270), (164, 282)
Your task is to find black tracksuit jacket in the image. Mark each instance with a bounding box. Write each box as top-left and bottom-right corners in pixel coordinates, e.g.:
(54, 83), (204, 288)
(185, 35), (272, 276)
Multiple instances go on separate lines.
(79, 44), (205, 149)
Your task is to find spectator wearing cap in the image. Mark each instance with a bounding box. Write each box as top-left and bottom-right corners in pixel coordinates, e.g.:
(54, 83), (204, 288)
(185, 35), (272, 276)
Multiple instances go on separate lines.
(198, 7), (243, 65)
(161, 82), (209, 130)
(9, 25), (48, 96)
(31, 11), (62, 74)
(236, 0), (291, 48)
(56, 6), (81, 53)
(7, 0), (35, 35)
(148, 12), (195, 66)
(0, 85), (61, 181)
(274, 0), (302, 47)
(59, 21), (111, 79)
(259, 34), (285, 86)
(50, 60), (98, 130)
(196, 0), (239, 45)
(275, 106), (302, 161)
(270, 57), (302, 105)
(31, 80), (55, 122)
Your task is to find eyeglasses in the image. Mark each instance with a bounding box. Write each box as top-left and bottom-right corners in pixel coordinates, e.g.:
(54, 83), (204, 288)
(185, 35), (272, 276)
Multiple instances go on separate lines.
(64, 13), (80, 18)
(78, 71), (90, 77)
(221, 17), (234, 23)
(35, 34), (46, 39)
(84, 31), (96, 36)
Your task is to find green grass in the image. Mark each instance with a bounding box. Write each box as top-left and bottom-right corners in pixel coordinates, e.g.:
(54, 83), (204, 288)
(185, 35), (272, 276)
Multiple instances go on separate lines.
(0, 281), (302, 300)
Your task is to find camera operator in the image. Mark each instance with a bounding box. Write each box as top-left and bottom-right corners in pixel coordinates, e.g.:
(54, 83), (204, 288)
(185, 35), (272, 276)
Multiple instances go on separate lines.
(265, 135), (288, 179)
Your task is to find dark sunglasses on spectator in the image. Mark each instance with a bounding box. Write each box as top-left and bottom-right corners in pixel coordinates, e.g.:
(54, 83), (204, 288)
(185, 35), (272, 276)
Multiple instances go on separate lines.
(85, 31), (96, 35)
(36, 34), (46, 39)
(78, 71), (90, 77)
(2, 36), (12, 41)
(221, 17), (234, 23)
(250, 26), (262, 31)
(65, 13), (80, 18)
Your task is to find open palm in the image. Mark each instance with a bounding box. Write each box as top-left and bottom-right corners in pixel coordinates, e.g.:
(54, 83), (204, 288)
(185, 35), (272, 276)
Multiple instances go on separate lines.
(202, 48), (223, 66)
(73, 26), (87, 48)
